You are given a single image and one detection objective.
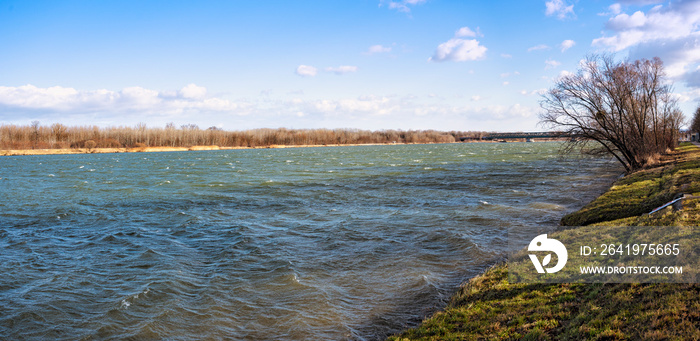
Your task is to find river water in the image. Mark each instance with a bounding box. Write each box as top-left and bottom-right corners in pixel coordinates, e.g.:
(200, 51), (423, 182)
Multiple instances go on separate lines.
(0, 143), (621, 340)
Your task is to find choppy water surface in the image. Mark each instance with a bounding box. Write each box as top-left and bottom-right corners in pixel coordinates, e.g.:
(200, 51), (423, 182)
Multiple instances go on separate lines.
(0, 143), (621, 340)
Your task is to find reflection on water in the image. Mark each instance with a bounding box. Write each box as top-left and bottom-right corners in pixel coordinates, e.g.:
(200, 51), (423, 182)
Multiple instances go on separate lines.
(0, 143), (621, 340)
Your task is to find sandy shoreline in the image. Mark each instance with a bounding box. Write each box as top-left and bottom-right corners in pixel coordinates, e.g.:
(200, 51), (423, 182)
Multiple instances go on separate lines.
(0, 139), (568, 156)
(0, 138), (571, 156)
(0, 142), (447, 156)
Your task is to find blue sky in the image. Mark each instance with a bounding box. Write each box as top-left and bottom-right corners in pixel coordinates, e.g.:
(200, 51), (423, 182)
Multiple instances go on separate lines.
(1, 0), (699, 131)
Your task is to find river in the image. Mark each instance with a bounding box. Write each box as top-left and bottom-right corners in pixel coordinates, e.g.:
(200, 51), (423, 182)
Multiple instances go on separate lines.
(0, 142), (621, 340)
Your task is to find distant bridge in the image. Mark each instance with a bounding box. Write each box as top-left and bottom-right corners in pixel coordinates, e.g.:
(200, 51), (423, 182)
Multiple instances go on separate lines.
(460, 131), (575, 141)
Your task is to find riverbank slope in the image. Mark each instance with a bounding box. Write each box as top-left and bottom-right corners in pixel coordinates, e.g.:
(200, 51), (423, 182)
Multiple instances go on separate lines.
(390, 142), (700, 340)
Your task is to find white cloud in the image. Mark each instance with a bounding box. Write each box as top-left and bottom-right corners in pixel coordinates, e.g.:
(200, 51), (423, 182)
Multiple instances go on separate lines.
(0, 85), (81, 110)
(366, 44), (392, 54)
(619, 0), (664, 5)
(0, 84), (240, 115)
(676, 88), (700, 102)
(500, 71), (520, 78)
(121, 87), (161, 109)
(560, 39), (576, 52)
(295, 65), (318, 77)
(628, 33), (700, 79)
(430, 26), (489, 62)
(545, 59), (562, 69)
(501, 53), (513, 58)
(471, 95), (483, 101)
(430, 38), (487, 62)
(528, 44), (551, 52)
(455, 26), (481, 38)
(325, 66), (359, 75)
(545, 0), (575, 20)
(179, 84), (207, 100)
(520, 89), (547, 96)
(380, 0), (427, 13)
(607, 10), (648, 31)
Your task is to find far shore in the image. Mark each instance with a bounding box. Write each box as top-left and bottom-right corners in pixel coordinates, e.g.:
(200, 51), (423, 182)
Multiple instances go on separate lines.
(1, 140), (564, 157)
(0, 138), (576, 157)
(0, 142), (449, 156)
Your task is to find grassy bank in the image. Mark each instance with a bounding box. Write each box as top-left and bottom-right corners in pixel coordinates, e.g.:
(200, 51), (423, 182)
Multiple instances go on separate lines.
(389, 143), (700, 340)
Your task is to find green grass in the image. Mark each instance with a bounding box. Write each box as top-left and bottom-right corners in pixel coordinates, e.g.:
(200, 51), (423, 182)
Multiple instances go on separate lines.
(390, 264), (699, 340)
(389, 142), (700, 341)
(561, 143), (700, 226)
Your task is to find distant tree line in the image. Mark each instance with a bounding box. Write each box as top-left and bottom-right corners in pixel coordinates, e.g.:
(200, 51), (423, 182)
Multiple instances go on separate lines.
(0, 122), (486, 150)
(690, 106), (700, 135)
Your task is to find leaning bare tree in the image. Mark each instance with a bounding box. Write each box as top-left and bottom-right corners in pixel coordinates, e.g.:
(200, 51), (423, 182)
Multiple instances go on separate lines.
(540, 54), (683, 173)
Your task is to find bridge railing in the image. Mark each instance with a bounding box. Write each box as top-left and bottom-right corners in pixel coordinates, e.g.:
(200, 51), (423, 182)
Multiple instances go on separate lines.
(460, 132), (574, 141)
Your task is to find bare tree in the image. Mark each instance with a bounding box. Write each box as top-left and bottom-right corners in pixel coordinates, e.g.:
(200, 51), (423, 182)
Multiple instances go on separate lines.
(51, 123), (67, 141)
(31, 120), (40, 149)
(540, 54), (683, 172)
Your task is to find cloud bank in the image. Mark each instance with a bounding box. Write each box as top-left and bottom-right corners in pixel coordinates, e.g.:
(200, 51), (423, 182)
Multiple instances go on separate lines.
(593, 0), (700, 86)
(0, 83), (541, 131)
(0, 84), (239, 115)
